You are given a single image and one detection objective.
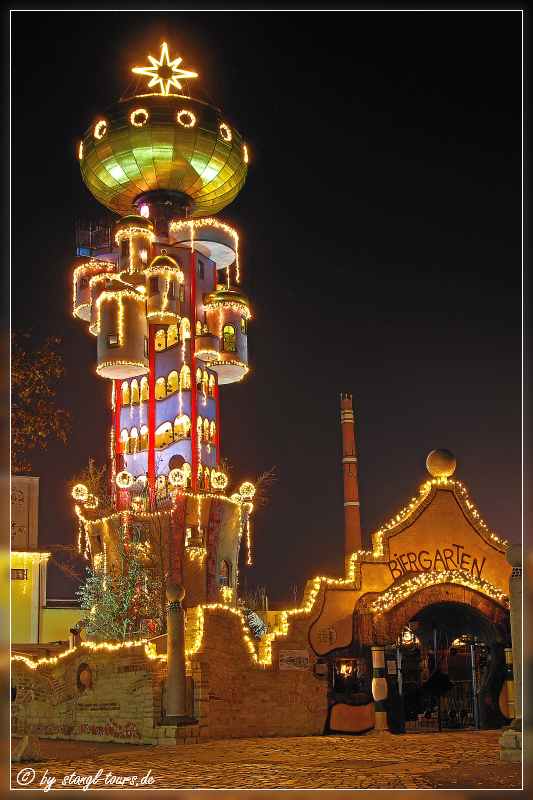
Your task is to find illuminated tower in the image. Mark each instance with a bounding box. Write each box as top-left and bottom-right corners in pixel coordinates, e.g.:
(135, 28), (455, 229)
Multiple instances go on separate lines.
(341, 395), (362, 564)
(72, 43), (254, 611)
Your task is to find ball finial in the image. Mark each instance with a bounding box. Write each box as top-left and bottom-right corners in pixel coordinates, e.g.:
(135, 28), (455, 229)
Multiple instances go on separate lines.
(426, 449), (456, 477)
(166, 583), (185, 603)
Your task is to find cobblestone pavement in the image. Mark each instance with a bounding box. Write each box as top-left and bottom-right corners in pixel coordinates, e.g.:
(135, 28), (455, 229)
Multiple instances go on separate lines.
(11, 730), (522, 792)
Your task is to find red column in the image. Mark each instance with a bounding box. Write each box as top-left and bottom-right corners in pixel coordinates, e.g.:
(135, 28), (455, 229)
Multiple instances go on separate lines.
(114, 379), (122, 477)
(190, 247), (198, 492)
(148, 324), (156, 501)
(341, 394), (362, 556)
(214, 372), (220, 469)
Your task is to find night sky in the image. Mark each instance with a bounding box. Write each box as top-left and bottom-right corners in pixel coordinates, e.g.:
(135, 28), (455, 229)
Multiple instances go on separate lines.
(11, 11), (522, 603)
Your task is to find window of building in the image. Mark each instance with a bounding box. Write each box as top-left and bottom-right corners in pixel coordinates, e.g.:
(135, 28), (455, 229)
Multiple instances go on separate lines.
(144, 337), (149, 358)
(196, 367), (203, 391)
(155, 329), (166, 351)
(241, 317), (247, 334)
(80, 275), (89, 289)
(167, 280), (175, 300)
(203, 418), (210, 442)
(130, 379), (139, 404)
(155, 377), (166, 400)
(121, 381), (130, 405)
(197, 259), (204, 279)
(11, 569), (27, 580)
(202, 370), (209, 395)
(219, 559), (231, 587)
(139, 425), (149, 450)
(120, 429), (129, 454)
(208, 374), (215, 396)
(107, 333), (119, 347)
(140, 247), (148, 264)
(180, 317), (190, 340)
(149, 276), (159, 296)
(155, 421), (173, 448)
(140, 377), (149, 402)
(174, 414), (191, 439)
(130, 427), (139, 453)
(179, 284), (185, 302)
(121, 239), (130, 259)
(180, 364), (191, 390)
(167, 324), (179, 347)
(204, 467), (210, 491)
(167, 371), (179, 394)
(222, 324), (236, 352)
(210, 421), (216, 443)
(196, 321), (202, 336)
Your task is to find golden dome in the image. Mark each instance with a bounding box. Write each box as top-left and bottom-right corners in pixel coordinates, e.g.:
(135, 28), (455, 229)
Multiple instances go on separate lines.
(114, 214), (154, 233)
(149, 253), (181, 270)
(203, 285), (250, 308)
(80, 95), (248, 219)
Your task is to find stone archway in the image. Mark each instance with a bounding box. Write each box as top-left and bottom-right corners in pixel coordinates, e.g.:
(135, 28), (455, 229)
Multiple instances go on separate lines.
(356, 583), (510, 731)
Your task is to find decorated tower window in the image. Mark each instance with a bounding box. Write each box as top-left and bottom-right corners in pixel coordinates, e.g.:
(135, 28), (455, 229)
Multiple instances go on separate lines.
(155, 329), (166, 350)
(219, 559), (231, 587)
(167, 324), (178, 347)
(121, 239), (130, 259)
(180, 364), (191, 390)
(208, 374), (215, 396)
(241, 317), (247, 334)
(155, 377), (166, 400)
(196, 367), (202, 391)
(107, 333), (119, 347)
(140, 376), (149, 401)
(167, 371), (179, 394)
(167, 280), (175, 300)
(222, 324), (236, 353)
(149, 276), (159, 296)
(140, 247), (148, 264)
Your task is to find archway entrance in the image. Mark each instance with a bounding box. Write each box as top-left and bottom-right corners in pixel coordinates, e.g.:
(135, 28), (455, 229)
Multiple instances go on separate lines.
(394, 600), (510, 732)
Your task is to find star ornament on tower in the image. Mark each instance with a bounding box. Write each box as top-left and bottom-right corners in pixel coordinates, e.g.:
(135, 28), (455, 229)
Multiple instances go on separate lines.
(132, 42), (198, 96)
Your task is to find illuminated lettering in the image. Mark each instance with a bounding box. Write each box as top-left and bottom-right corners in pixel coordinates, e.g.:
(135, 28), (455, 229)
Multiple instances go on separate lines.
(471, 556), (486, 579)
(443, 548), (457, 569)
(460, 551), (471, 571)
(387, 559), (403, 580)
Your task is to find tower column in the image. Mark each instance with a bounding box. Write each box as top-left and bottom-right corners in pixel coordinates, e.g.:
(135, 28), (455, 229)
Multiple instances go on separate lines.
(341, 394), (362, 559)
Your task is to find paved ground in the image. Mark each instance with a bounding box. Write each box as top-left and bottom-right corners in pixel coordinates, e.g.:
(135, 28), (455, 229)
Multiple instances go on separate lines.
(10, 730), (523, 792)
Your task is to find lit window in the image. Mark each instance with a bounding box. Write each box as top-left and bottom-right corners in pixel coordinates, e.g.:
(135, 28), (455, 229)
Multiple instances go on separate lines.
(149, 276), (159, 296)
(219, 559), (231, 587)
(140, 377), (149, 401)
(196, 367), (202, 391)
(180, 364), (191, 390)
(121, 382), (130, 405)
(167, 371), (179, 394)
(202, 370), (209, 394)
(208, 374), (215, 396)
(210, 421), (216, 442)
(155, 329), (166, 351)
(139, 204), (149, 218)
(155, 377), (166, 400)
(180, 317), (190, 340)
(203, 418), (210, 442)
(131, 379), (140, 404)
(167, 324), (179, 347)
(140, 248), (148, 264)
(222, 324), (236, 353)
(11, 569), (28, 580)
(107, 333), (119, 348)
(241, 317), (247, 334)
(174, 414), (191, 439)
(155, 422), (173, 448)
(140, 425), (149, 450)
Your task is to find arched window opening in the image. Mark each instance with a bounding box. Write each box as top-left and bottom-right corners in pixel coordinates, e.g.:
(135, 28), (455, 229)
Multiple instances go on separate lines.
(131, 379), (140, 405)
(130, 427), (139, 453)
(210, 421), (216, 443)
(196, 367), (202, 391)
(203, 418), (210, 442)
(202, 370), (209, 395)
(155, 329), (166, 351)
(197, 416), (203, 437)
(121, 381), (130, 405)
(211, 468), (217, 489)
(155, 377), (166, 400)
(167, 324), (179, 347)
(180, 364), (191, 390)
(140, 377), (149, 402)
(208, 374), (215, 396)
(204, 467), (210, 491)
(219, 559), (231, 587)
(155, 421), (173, 448)
(174, 414), (191, 439)
(182, 462), (192, 487)
(139, 425), (149, 450)
(222, 324), (236, 353)
(180, 317), (190, 340)
(167, 370), (179, 395)
(120, 429), (129, 454)
(196, 320), (202, 336)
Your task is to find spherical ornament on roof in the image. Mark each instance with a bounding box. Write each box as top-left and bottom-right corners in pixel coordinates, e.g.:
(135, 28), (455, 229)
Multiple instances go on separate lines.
(80, 94), (248, 219)
(426, 449), (456, 477)
(506, 543), (522, 568)
(204, 285), (250, 308)
(166, 582), (185, 602)
(114, 214), (154, 234)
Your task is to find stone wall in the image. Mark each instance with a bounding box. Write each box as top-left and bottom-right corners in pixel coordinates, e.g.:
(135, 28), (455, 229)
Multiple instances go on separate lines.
(11, 584), (329, 745)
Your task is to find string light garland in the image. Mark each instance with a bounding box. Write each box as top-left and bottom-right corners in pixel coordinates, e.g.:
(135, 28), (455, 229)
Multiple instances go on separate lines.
(94, 120), (107, 139)
(177, 110), (196, 128)
(116, 471), (134, 489)
(369, 570), (509, 613)
(219, 123), (232, 142)
(169, 219), (240, 282)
